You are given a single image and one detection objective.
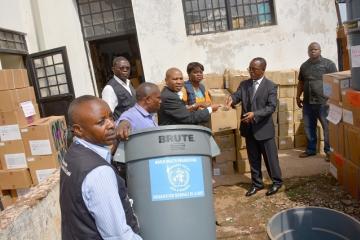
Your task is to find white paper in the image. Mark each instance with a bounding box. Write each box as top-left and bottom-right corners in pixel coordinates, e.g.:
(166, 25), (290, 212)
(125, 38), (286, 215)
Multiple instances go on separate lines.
(343, 109), (354, 125)
(29, 140), (52, 155)
(329, 163), (337, 179)
(36, 168), (56, 183)
(213, 168), (220, 176)
(0, 124), (21, 141)
(340, 79), (350, 89)
(5, 153), (27, 169)
(327, 104), (342, 124)
(20, 101), (36, 117)
(351, 45), (360, 68)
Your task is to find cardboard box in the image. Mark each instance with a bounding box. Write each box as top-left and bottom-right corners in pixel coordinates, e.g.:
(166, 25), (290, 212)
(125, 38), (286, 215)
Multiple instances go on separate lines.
(0, 168), (33, 189)
(203, 73), (224, 89)
(0, 102), (40, 128)
(278, 136), (294, 150)
(0, 69), (29, 91)
(0, 87), (36, 112)
(210, 108), (237, 133)
(293, 110), (303, 122)
(275, 124), (278, 137)
(27, 153), (61, 185)
(0, 124), (22, 142)
(21, 116), (67, 157)
(342, 89), (360, 128)
(323, 71), (351, 102)
(213, 161), (235, 175)
(236, 148), (248, 161)
(213, 130), (235, 150)
(329, 122), (345, 156)
(294, 122), (305, 135)
(278, 123), (294, 137)
(344, 124), (360, 167)
(214, 148), (236, 163)
(235, 104), (242, 128)
(344, 160), (360, 200)
(278, 98), (294, 112)
(208, 89), (230, 104)
(224, 69), (249, 93)
(278, 111), (294, 124)
(266, 70), (296, 85)
(235, 159), (250, 173)
(272, 112), (278, 124)
(0, 194), (15, 210)
(329, 152), (345, 185)
(279, 85), (295, 98)
(0, 140), (27, 170)
(294, 135), (307, 148)
(235, 130), (246, 150)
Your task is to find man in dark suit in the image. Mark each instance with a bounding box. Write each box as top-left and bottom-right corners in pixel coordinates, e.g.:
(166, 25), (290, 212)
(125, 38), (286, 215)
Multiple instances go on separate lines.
(158, 68), (220, 125)
(102, 56), (136, 121)
(227, 57), (282, 196)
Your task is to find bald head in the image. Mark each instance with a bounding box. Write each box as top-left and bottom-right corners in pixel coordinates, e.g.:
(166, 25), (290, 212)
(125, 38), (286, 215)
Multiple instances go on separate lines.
(136, 82), (159, 101)
(68, 95), (98, 126)
(165, 68), (184, 92)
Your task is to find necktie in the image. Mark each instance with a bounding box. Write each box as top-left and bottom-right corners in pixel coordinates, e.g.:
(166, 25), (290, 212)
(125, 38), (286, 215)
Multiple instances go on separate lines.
(252, 80), (259, 99)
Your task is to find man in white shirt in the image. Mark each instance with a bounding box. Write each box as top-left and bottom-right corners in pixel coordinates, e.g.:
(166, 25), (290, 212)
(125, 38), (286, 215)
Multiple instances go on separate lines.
(102, 56), (136, 121)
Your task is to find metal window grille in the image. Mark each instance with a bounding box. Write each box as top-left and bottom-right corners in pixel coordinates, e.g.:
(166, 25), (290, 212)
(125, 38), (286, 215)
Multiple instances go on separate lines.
(77, 0), (136, 41)
(183, 0), (275, 35)
(0, 28), (28, 54)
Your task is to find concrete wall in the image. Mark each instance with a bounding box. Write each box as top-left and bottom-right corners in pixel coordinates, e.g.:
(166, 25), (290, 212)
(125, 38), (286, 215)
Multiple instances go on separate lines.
(132, 0), (338, 83)
(0, 0), (95, 96)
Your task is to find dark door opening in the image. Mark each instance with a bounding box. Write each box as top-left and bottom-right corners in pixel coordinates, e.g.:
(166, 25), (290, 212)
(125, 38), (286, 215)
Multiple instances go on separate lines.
(88, 34), (144, 96)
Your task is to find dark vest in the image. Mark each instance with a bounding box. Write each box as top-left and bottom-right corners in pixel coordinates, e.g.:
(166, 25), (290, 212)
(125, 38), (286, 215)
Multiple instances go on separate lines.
(107, 78), (136, 121)
(60, 143), (140, 240)
(184, 80), (206, 105)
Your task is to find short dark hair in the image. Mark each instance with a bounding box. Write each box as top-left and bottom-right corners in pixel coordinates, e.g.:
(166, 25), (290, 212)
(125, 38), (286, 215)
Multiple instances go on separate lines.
(112, 56), (129, 67)
(186, 62), (204, 75)
(136, 82), (159, 101)
(67, 95), (98, 126)
(252, 57), (267, 71)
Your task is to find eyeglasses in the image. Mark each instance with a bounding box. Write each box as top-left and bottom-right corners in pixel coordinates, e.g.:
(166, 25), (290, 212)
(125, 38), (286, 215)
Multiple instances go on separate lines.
(247, 67), (263, 73)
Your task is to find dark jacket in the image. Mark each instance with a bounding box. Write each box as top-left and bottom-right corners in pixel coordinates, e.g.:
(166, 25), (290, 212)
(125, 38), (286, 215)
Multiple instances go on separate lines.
(231, 77), (277, 140)
(60, 143), (139, 240)
(158, 86), (210, 125)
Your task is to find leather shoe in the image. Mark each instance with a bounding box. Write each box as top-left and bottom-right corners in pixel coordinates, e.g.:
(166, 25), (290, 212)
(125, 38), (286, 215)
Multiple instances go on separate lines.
(299, 152), (316, 158)
(245, 186), (264, 197)
(266, 185), (282, 196)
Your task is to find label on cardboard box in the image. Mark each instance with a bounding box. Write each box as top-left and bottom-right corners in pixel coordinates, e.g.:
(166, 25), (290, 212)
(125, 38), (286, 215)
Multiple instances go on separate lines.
(350, 45), (360, 68)
(0, 125), (21, 141)
(36, 168), (56, 184)
(323, 82), (332, 97)
(20, 101), (36, 117)
(329, 163), (337, 179)
(29, 140), (52, 155)
(213, 168), (221, 176)
(343, 109), (354, 124)
(327, 103), (342, 124)
(340, 79), (350, 89)
(5, 153), (27, 169)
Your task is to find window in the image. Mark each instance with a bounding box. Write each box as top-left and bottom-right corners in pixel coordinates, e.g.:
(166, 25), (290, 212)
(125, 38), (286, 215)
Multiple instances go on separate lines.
(0, 28), (28, 54)
(183, 0), (276, 35)
(77, 0), (136, 41)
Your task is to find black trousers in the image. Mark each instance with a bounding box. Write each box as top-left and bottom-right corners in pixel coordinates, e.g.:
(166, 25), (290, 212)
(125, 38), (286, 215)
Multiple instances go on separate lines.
(245, 135), (282, 188)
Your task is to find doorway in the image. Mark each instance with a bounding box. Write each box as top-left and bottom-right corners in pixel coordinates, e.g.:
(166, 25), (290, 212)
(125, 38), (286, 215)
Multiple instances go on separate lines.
(88, 33), (144, 96)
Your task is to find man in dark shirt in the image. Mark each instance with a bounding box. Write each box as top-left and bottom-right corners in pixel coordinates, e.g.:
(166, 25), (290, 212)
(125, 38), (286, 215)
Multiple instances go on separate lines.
(296, 42), (337, 161)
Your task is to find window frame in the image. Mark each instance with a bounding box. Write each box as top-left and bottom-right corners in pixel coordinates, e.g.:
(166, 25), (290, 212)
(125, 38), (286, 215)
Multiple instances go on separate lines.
(0, 27), (28, 55)
(182, 0), (277, 36)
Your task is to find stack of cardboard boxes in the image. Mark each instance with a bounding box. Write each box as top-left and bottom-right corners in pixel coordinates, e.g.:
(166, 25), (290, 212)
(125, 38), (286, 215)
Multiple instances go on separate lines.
(0, 69), (67, 210)
(325, 71), (360, 200)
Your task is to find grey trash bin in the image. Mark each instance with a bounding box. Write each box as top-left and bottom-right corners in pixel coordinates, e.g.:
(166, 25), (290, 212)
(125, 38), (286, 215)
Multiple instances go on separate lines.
(267, 207), (360, 240)
(114, 125), (218, 240)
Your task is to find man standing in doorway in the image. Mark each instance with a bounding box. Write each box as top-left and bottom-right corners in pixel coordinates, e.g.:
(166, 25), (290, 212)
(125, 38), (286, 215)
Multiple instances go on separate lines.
(296, 42), (337, 161)
(226, 57), (282, 197)
(102, 56), (136, 121)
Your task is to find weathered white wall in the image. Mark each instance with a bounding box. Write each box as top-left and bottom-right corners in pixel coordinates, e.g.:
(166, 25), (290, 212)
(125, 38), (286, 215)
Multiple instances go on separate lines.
(132, 0), (338, 83)
(0, 0), (95, 96)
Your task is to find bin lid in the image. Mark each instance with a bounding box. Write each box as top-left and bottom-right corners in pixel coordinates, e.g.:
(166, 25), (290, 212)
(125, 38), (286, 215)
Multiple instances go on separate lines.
(113, 125), (220, 163)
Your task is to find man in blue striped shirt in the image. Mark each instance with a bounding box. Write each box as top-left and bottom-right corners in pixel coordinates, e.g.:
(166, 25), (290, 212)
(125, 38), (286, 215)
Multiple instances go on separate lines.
(60, 95), (142, 240)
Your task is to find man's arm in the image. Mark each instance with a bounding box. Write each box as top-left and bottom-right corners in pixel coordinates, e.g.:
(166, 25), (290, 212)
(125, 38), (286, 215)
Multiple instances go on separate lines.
(102, 85), (118, 113)
(82, 166), (142, 240)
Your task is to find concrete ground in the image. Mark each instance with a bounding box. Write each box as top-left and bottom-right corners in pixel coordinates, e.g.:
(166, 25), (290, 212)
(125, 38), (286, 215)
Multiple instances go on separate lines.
(214, 148), (329, 187)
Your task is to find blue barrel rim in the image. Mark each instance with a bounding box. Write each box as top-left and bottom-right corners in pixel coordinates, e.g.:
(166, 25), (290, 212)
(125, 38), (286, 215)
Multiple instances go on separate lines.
(266, 206), (360, 239)
(130, 124), (213, 136)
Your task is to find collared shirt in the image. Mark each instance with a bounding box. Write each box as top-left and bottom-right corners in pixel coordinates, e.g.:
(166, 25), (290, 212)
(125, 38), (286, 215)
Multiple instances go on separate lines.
(76, 137), (142, 240)
(117, 103), (157, 131)
(299, 56), (337, 104)
(102, 76), (133, 112)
